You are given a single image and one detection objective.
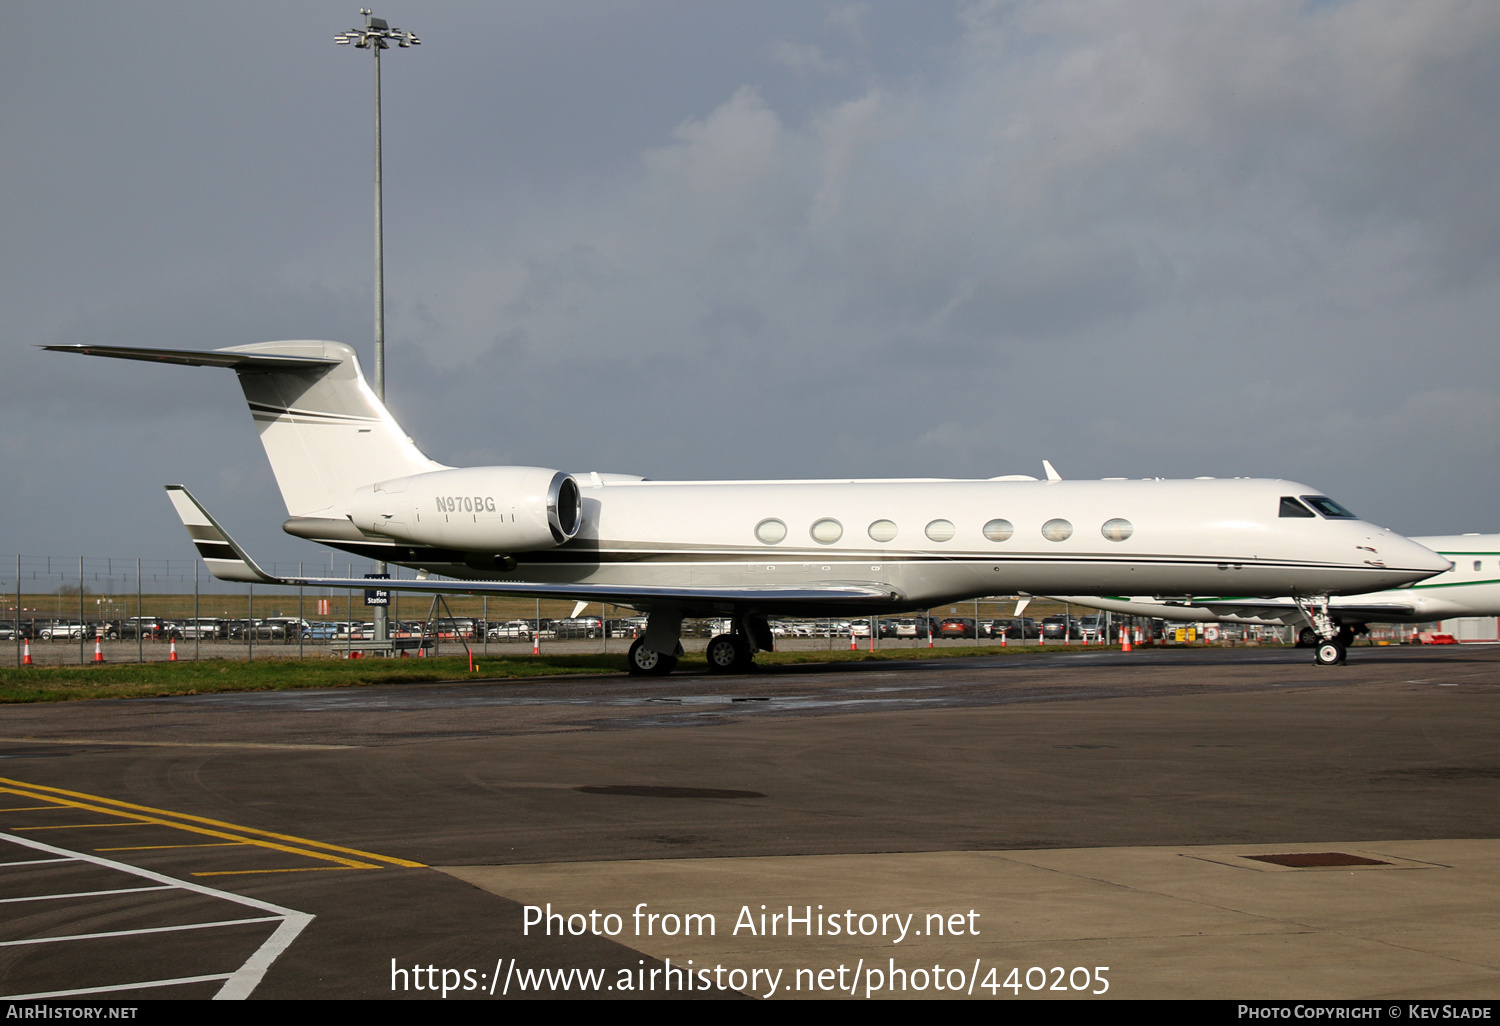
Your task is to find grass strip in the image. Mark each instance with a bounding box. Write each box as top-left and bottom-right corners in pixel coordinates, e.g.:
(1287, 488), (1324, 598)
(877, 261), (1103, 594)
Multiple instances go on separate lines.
(0, 643), (1258, 704)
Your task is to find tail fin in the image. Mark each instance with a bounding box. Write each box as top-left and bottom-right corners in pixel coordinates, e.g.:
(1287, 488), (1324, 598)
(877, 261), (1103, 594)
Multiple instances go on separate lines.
(46, 340), (445, 518)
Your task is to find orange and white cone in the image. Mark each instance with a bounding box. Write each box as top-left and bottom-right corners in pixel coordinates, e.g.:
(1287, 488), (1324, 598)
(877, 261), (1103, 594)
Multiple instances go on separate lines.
(169, 639), (178, 661)
(1001, 630), (1007, 647)
(93, 636), (104, 663)
(532, 631), (539, 656)
(1121, 629), (1132, 653)
(850, 629), (857, 651)
(22, 639), (32, 666)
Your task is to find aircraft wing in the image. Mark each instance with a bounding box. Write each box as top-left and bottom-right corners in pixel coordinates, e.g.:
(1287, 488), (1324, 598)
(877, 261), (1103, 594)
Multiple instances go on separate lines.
(166, 485), (900, 608)
(1052, 595), (1419, 624)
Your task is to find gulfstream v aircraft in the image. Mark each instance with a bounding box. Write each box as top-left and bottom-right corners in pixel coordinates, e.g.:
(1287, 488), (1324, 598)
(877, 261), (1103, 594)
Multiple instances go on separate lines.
(1052, 533), (1500, 659)
(49, 340), (1450, 673)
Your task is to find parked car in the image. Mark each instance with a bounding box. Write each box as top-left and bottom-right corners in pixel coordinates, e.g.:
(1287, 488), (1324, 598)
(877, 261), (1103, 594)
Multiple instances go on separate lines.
(36, 620), (87, 641)
(1041, 616), (1081, 641)
(486, 620), (535, 640)
(262, 617), (311, 639)
(937, 617), (977, 640)
(990, 617), (1039, 639)
(115, 617), (167, 641)
(170, 618), (224, 641)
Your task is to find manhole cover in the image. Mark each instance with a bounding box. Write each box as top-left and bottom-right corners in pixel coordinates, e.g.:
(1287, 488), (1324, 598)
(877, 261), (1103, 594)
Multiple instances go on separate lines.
(575, 785), (766, 799)
(1244, 852), (1389, 868)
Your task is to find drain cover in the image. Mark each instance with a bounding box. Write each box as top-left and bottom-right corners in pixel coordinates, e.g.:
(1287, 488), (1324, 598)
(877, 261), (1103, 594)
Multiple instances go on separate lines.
(1244, 852), (1389, 868)
(576, 785), (766, 799)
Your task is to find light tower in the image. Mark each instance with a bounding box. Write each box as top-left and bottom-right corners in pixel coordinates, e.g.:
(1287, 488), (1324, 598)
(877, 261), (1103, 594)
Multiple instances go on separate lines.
(337, 9), (419, 648)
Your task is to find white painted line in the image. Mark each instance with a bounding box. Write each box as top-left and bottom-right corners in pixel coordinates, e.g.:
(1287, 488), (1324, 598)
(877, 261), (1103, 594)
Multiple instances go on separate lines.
(214, 912), (315, 1000)
(0, 858), (71, 867)
(0, 885), (175, 904)
(0, 832), (315, 1001)
(0, 833), (304, 915)
(5, 973), (233, 999)
(0, 915), (282, 946)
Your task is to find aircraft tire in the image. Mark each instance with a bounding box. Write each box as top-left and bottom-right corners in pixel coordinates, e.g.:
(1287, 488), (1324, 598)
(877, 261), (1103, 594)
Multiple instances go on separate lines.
(1297, 628), (1317, 648)
(706, 634), (740, 674)
(628, 637), (677, 676)
(1314, 640), (1346, 666)
(706, 634), (754, 674)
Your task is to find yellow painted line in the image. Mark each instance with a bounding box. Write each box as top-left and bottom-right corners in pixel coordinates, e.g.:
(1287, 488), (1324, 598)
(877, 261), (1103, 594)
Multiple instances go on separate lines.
(0, 785), (380, 870)
(0, 779), (424, 868)
(191, 867), (365, 877)
(95, 843), (250, 852)
(12, 823), (138, 831)
(0, 806), (68, 812)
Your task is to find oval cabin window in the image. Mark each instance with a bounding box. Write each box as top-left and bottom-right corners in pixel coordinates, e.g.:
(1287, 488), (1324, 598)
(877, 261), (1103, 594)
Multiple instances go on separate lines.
(1101, 518), (1134, 542)
(755, 519), (787, 544)
(811, 519), (844, 544)
(1041, 519), (1073, 542)
(868, 520), (898, 542)
(925, 520), (956, 543)
(982, 519), (1014, 542)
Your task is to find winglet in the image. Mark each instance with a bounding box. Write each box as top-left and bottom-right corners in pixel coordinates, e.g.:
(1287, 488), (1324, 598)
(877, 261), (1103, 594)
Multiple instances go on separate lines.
(165, 485), (282, 585)
(1042, 460), (1062, 482)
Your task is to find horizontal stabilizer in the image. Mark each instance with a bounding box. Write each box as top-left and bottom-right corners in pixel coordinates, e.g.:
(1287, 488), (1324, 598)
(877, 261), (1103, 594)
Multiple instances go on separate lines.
(43, 344), (340, 371)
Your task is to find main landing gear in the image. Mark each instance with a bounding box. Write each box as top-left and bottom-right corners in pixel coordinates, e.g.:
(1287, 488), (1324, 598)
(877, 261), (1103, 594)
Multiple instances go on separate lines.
(626, 611), (771, 676)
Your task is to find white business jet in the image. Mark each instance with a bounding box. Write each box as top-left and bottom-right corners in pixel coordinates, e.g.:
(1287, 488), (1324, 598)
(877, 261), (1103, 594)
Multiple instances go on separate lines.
(1051, 532), (1500, 657)
(47, 341), (1450, 673)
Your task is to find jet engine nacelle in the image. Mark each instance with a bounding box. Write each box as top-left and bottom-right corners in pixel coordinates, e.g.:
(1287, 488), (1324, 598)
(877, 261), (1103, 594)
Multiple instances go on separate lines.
(350, 467), (582, 552)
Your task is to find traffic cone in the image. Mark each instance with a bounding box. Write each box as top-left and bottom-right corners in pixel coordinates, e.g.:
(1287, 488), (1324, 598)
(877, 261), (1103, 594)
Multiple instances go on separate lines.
(1121, 629), (1132, 653)
(532, 632), (539, 656)
(169, 639), (178, 662)
(849, 629), (857, 651)
(1001, 630), (1007, 647)
(22, 639), (32, 665)
(400, 648), (409, 658)
(93, 636), (104, 663)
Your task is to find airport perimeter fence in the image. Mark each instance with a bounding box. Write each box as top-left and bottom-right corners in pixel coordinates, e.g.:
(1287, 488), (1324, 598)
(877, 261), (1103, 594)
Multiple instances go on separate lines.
(2, 552), (1310, 667)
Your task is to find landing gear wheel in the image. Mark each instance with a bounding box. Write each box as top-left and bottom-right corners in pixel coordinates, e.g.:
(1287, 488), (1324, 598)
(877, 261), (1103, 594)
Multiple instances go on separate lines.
(628, 637), (678, 676)
(1297, 628), (1317, 648)
(1314, 641), (1347, 666)
(706, 634), (753, 674)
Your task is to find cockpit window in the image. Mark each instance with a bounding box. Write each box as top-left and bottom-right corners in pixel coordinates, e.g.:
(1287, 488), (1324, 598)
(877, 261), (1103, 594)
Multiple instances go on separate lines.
(1301, 495), (1357, 519)
(1279, 496), (1315, 518)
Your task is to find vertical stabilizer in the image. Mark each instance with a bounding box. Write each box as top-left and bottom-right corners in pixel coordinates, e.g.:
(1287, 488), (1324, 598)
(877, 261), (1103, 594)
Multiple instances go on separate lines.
(222, 340), (445, 518)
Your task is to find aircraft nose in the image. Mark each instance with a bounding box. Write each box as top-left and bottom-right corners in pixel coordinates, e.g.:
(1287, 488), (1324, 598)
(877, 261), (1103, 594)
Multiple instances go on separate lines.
(1383, 535), (1452, 576)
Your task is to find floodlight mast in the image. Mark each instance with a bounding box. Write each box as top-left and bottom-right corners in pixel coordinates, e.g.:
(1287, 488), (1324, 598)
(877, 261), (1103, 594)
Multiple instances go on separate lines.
(335, 8), (419, 402)
(336, 9), (418, 650)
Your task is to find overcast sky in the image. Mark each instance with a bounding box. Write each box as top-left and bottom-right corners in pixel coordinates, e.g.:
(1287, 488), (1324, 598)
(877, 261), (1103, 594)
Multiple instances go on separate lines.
(5, 0), (1500, 572)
